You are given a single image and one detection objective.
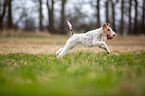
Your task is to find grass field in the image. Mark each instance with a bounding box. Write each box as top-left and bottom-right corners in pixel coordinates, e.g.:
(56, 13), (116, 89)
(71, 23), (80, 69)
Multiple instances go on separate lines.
(0, 35), (145, 95)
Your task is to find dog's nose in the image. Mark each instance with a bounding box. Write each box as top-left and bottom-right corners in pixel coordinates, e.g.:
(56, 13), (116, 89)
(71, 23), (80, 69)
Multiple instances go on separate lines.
(113, 34), (116, 37)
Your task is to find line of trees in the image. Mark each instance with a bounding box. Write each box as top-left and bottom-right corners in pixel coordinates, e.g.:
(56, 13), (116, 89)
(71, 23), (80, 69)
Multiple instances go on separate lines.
(0, 0), (145, 35)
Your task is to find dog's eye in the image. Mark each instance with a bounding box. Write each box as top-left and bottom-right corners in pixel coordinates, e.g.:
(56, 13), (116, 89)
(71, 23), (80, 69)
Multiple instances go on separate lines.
(108, 29), (110, 31)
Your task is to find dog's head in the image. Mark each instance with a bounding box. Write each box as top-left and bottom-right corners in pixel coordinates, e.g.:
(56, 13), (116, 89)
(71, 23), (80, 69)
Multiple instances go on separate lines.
(102, 22), (116, 40)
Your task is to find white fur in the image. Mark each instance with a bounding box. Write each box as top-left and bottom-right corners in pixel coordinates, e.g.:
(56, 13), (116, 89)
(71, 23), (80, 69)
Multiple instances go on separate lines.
(55, 27), (115, 58)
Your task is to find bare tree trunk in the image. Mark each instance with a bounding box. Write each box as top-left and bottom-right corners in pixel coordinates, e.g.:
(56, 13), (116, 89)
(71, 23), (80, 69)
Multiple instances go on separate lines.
(0, 0), (7, 30)
(46, 0), (55, 33)
(134, 0), (138, 34)
(7, 0), (13, 29)
(60, 0), (66, 34)
(128, 0), (132, 34)
(120, 0), (124, 35)
(111, 0), (116, 31)
(96, 0), (100, 27)
(105, 1), (109, 23)
(142, 0), (145, 34)
(0, 0), (1, 14)
(39, 0), (43, 31)
(110, 0), (118, 31)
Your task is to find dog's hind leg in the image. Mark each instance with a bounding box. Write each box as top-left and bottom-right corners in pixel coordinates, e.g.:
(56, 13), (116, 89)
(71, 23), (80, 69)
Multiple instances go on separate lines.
(57, 44), (76, 58)
(55, 48), (63, 56)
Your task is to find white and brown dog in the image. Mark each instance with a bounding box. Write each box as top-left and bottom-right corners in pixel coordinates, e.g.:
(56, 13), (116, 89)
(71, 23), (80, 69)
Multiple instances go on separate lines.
(55, 21), (116, 58)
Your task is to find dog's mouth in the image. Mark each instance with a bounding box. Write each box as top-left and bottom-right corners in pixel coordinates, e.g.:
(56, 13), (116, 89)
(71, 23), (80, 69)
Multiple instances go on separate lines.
(107, 35), (113, 40)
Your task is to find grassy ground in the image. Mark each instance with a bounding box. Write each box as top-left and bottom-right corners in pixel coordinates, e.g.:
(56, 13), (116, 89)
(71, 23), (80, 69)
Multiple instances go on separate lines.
(0, 35), (145, 95)
(0, 35), (145, 54)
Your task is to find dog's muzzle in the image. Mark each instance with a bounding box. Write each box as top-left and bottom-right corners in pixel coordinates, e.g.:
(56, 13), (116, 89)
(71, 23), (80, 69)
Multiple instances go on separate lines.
(107, 35), (113, 40)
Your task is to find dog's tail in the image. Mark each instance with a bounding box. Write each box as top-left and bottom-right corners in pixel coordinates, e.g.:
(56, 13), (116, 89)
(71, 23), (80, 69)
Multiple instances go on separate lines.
(67, 21), (74, 36)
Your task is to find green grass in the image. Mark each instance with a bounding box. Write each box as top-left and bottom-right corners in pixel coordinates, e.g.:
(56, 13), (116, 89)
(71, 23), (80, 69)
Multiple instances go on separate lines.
(0, 51), (145, 96)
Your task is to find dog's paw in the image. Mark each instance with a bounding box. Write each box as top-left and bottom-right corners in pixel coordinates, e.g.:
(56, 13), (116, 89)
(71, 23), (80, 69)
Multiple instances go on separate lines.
(55, 54), (57, 56)
(107, 51), (110, 54)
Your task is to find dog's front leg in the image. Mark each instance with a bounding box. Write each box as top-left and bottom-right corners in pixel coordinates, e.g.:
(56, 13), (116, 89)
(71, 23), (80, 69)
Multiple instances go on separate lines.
(93, 41), (110, 54)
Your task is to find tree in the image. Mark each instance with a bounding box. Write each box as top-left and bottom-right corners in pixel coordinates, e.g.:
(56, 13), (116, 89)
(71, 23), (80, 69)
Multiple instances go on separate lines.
(110, 0), (118, 31)
(134, 0), (138, 34)
(0, 0), (1, 14)
(0, 0), (13, 30)
(96, 0), (100, 28)
(120, 0), (124, 35)
(105, 1), (109, 23)
(128, 0), (132, 34)
(7, 0), (13, 29)
(39, 0), (43, 31)
(0, 0), (7, 30)
(142, 0), (145, 34)
(60, 0), (67, 34)
(46, 0), (55, 33)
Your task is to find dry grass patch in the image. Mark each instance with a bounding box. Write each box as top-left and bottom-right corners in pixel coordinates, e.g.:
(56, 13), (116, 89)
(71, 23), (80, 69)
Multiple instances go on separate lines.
(0, 35), (145, 54)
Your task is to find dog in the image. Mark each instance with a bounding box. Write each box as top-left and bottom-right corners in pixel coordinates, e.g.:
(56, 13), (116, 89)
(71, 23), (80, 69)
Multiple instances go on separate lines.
(55, 21), (116, 58)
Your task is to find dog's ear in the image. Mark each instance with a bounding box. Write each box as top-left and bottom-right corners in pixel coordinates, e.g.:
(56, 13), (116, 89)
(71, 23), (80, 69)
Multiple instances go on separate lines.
(107, 23), (110, 26)
(102, 22), (107, 29)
